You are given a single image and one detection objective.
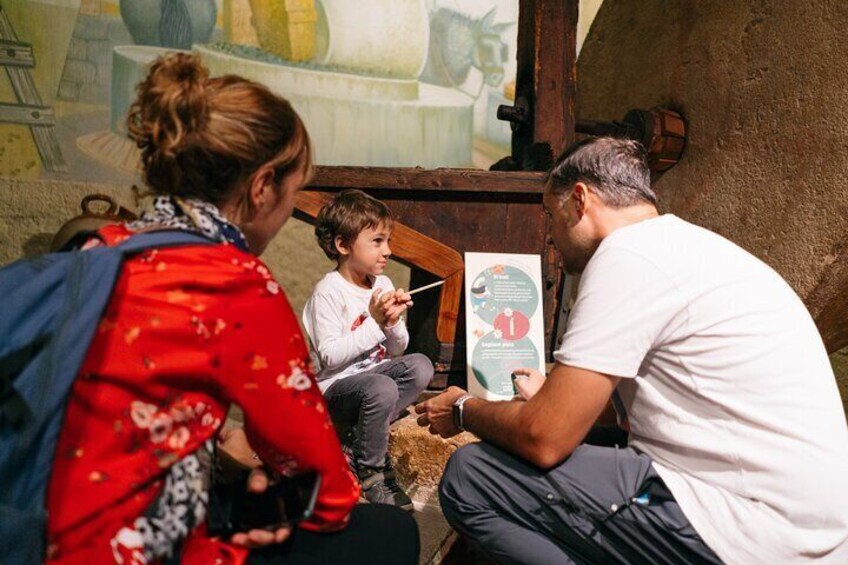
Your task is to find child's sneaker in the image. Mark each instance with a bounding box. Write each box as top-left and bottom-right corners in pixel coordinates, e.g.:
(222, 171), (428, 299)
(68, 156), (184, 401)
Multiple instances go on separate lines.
(337, 426), (359, 476)
(341, 441), (357, 474)
(357, 461), (413, 511)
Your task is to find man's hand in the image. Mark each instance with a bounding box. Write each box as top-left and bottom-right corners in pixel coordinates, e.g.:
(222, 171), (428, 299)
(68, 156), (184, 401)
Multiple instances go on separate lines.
(415, 386), (467, 438)
(420, 364), (619, 469)
(512, 368), (546, 400)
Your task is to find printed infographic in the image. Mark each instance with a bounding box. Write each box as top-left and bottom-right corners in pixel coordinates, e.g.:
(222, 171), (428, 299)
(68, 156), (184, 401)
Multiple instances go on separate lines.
(464, 252), (545, 400)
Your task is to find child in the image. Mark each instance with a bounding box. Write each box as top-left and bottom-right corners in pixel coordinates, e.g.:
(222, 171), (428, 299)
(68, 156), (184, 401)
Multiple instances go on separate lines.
(303, 189), (434, 510)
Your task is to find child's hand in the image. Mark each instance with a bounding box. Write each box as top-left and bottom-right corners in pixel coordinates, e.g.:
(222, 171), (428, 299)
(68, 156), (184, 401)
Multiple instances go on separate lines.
(369, 289), (413, 328)
(392, 288), (413, 307)
(369, 290), (392, 326)
(384, 289), (413, 328)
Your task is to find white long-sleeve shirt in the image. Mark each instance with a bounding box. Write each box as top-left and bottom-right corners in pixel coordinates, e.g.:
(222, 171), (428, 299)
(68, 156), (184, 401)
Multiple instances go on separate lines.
(302, 270), (409, 392)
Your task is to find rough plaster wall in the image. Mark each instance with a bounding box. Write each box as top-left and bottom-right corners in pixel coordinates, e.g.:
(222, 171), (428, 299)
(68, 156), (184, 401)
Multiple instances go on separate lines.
(576, 0), (848, 410)
(0, 178), (409, 323)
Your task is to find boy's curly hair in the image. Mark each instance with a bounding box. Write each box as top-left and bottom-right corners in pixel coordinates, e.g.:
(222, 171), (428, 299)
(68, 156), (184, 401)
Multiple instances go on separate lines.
(315, 189), (393, 261)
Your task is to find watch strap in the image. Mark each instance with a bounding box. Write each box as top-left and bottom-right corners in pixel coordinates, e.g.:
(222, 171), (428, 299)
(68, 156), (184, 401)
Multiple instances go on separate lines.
(452, 393), (473, 431)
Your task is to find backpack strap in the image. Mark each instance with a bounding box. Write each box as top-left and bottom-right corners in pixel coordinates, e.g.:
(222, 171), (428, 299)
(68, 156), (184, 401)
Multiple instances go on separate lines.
(115, 229), (218, 255)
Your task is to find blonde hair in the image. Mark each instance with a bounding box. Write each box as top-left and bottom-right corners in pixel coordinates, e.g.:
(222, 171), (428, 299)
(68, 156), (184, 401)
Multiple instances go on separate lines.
(128, 53), (312, 205)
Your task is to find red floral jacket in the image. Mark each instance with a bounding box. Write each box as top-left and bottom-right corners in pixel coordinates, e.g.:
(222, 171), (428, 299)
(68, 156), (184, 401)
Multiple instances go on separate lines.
(45, 225), (359, 564)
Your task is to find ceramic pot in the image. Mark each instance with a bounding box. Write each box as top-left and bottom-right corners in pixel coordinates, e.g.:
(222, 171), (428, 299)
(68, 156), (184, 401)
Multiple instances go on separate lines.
(120, 0), (217, 49)
(313, 0), (428, 78)
(51, 194), (138, 252)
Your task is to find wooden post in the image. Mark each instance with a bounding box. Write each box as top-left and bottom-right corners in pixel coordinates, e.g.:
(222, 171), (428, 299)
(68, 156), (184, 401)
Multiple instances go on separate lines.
(507, 0), (578, 358)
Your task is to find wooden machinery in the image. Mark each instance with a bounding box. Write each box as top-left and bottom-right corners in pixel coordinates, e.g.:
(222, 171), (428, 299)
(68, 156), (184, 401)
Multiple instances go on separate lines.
(295, 0), (686, 388)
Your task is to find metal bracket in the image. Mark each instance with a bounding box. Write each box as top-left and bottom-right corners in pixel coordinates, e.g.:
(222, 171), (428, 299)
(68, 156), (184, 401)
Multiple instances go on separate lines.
(496, 95), (531, 132)
(576, 107), (687, 173)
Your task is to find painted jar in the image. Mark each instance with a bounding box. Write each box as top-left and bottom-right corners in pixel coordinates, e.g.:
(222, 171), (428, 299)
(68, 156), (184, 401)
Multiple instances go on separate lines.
(120, 0), (217, 49)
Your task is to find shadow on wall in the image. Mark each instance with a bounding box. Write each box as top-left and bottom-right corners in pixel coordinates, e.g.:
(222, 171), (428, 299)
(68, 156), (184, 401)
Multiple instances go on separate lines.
(575, 0), (848, 355)
(831, 349), (848, 419)
(21, 233), (55, 259)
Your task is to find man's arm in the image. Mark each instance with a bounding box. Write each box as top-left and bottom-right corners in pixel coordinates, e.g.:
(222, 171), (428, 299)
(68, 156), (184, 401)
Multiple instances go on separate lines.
(416, 363), (619, 469)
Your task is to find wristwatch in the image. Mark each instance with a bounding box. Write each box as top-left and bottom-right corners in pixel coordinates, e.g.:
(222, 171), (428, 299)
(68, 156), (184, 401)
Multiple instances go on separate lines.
(452, 393), (473, 431)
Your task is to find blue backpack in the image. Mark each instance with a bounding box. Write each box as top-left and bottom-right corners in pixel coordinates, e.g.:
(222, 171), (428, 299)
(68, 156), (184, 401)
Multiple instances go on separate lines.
(0, 230), (213, 564)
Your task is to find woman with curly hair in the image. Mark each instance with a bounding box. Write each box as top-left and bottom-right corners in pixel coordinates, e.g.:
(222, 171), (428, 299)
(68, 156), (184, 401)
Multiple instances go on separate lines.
(44, 53), (419, 565)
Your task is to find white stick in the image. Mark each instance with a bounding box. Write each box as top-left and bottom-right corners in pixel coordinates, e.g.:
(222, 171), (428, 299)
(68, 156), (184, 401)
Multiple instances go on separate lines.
(407, 279), (445, 296)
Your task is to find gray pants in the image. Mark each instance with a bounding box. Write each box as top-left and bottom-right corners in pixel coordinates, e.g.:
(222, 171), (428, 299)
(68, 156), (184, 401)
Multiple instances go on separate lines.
(324, 354), (433, 469)
(440, 442), (722, 565)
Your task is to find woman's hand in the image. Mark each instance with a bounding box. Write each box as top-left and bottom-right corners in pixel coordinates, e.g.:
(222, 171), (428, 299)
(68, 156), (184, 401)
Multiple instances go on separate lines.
(512, 368), (546, 400)
(217, 427), (291, 548)
(229, 468), (292, 549)
(217, 427), (261, 470)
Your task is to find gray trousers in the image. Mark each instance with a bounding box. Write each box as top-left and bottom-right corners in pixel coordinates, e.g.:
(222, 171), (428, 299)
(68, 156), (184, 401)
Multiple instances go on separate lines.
(440, 442), (722, 565)
(323, 354), (433, 469)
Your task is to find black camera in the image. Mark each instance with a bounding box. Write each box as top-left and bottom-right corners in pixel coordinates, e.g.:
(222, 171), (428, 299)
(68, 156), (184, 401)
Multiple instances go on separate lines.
(206, 448), (321, 538)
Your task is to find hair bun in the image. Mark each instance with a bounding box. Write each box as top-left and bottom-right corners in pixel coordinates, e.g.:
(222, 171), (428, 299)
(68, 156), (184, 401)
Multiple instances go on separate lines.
(159, 52), (208, 88)
(128, 53), (210, 158)
(128, 51), (311, 206)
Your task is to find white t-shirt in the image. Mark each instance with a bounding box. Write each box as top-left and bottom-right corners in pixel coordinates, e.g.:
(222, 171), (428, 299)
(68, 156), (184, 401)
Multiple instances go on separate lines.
(555, 214), (848, 564)
(302, 270), (409, 392)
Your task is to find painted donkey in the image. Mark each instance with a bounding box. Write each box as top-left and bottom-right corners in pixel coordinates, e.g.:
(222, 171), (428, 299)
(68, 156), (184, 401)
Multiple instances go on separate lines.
(420, 7), (513, 91)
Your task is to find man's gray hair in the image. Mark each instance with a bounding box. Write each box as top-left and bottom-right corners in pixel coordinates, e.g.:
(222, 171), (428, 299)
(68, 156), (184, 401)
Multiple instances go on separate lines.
(546, 137), (656, 207)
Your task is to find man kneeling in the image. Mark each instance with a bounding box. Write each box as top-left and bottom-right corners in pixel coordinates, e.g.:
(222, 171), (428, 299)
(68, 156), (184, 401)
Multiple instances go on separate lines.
(417, 137), (848, 564)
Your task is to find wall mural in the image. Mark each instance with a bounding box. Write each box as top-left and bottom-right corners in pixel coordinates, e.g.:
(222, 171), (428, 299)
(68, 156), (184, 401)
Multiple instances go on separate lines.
(0, 0), (519, 185)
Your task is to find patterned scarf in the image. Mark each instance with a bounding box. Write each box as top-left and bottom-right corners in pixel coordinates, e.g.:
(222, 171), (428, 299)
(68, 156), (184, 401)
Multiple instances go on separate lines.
(127, 195), (247, 561)
(129, 195), (250, 254)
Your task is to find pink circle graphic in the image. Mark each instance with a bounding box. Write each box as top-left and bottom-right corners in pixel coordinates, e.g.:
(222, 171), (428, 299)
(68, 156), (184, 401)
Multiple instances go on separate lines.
(493, 310), (530, 341)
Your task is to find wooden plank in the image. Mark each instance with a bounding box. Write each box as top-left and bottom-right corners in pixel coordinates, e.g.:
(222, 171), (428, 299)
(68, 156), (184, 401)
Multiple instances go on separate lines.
(308, 166), (546, 194)
(524, 0), (578, 357)
(294, 191), (464, 346)
(0, 39), (34, 68)
(511, 0), (537, 163)
(533, 0), (578, 158)
(0, 6), (66, 173)
(0, 102), (55, 126)
(395, 199), (511, 253)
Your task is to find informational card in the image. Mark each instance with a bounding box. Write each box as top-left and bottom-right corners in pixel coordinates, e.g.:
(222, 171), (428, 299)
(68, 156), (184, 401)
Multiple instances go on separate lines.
(464, 252), (546, 400)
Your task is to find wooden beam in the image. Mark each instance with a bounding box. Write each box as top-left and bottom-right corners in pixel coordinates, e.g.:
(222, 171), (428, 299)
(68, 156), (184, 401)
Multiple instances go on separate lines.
(534, 0), (578, 158)
(0, 39), (34, 68)
(308, 166), (546, 195)
(512, 0), (578, 358)
(294, 191), (464, 345)
(0, 102), (55, 126)
(0, 7), (66, 173)
(511, 0), (536, 164)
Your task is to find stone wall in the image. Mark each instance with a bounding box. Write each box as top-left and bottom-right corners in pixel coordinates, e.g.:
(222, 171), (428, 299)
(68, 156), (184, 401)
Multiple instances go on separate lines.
(576, 0), (848, 408)
(58, 13), (131, 106)
(0, 178), (409, 320)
